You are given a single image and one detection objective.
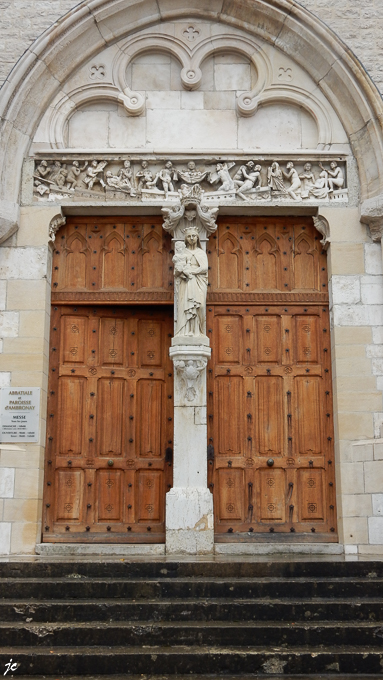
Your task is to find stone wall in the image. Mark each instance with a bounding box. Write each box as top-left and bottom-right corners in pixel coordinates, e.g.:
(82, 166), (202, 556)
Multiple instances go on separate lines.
(1, 1), (383, 95)
(0, 208), (54, 554)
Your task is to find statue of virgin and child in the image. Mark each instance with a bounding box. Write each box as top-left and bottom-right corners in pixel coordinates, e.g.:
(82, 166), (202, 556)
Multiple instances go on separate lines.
(172, 225), (208, 338)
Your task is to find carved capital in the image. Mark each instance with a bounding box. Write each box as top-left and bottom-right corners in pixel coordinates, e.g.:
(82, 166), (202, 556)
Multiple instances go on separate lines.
(360, 194), (383, 242)
(162, 185), (218, 243)
(49, 213), (66, 243)
(313, 215), (330, 249)
(0, 200), (19, 246)
(170, 344), (211, 407)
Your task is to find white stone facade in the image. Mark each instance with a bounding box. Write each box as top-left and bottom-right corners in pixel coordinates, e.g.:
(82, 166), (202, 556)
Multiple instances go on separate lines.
(1, 0), (383, 555)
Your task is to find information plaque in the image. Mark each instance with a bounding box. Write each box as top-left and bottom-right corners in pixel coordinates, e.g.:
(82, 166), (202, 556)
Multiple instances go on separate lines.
(0, 388), (40, 443)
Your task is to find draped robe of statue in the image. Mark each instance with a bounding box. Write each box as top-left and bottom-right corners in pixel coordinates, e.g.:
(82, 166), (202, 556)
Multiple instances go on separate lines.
(173, 234), (208, 338)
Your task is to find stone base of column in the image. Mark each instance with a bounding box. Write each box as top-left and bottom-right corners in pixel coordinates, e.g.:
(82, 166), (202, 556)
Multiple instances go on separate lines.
(166, 487), (214, 555)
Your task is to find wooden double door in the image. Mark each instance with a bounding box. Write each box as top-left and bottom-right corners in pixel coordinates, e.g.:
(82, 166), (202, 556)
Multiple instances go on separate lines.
(44, 215), (336, 543)
(44, 305), (173, 543)
(206, 217), (337, 540)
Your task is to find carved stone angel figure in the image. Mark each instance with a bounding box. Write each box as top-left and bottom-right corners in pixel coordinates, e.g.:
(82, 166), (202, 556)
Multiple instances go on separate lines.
(173, 227), (208, 338)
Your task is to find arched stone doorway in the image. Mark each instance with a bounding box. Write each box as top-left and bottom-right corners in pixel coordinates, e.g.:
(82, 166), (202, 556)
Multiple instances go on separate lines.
(1, 0), (383, 556)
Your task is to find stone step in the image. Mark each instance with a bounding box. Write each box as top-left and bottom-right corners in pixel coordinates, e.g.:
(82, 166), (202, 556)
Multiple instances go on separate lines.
(1, 597), (381, 622)
(1, 561), (383, 579)
(0, 621), (382, 648)
(1, 576), (382, 599)
(1, 645), (383, 675)
(11, 676), (383, 680)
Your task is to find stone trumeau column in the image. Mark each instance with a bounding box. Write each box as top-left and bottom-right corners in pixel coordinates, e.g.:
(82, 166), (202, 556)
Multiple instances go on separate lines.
(162, 187), (218, 554)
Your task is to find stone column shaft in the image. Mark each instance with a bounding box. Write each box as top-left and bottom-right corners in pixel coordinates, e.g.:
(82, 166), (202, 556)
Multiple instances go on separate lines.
(166, 339), (214, 555)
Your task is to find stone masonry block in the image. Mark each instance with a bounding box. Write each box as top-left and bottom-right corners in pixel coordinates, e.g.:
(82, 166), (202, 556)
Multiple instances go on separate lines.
(339, 462), (365, 494)
(0, 523), (11, 555)
(333, 326), (372, 344)
(352, 443), (373, 462)
(13, 468), (41, 500)
(330, 276), (360, 305)
(0, 312), (19, 338)
(368, 517), (383, 545)
(373, 327), (383, 344)
(329, 244), (364, 276)
(0, 468), (15, 498)
(361, 276), (383, 305)
(337, 412), (374, 440)
(10, 522), (40, 555)
(0, 281), (6, 311)
(0, 373), (11, 388)
(3, 499), (40, 522)
(372, 494), (383, 516)
(342, 493), (372, 517)
(365, 243), (383, 275)
(364, 461), (383, 493)
(342, 517), (368, 545)
(338, 392), (382, 412)
(373, 443), (383, 460)
(7, 280), (49, 311)
(0, 247), (48, 280)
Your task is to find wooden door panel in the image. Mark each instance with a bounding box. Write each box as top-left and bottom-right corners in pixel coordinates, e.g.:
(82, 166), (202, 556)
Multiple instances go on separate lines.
(217, 316), (242, 364)
(57, 377), (85, 456)
(256, 377), (284, 456)
(208, 217), (336, 540)
(137, 470), (162, 523)
(298, 469), (325, 522)
(96, 378), (125, 457)
(253, 235), (280, 290)
(62, 316), (87, 364)
(102, 234), (126, 289)
(218, 469), (244, 521)
(51, 217), (173, 304)
(216, 377), (243, 456)
(44, 304), (173, 543)
(295, 315), (319, 364)
(258, 468), (286, 522)
(100, 318), (125, 365)
(97, 470), (122, 522)
(256, 316), (281, 364)
(295, 377), (322, 455)
(138, 320), (162, 367)
(137, 380), (163, 457)
(64, 233), (88, 290)
(56, 470), (83, 521)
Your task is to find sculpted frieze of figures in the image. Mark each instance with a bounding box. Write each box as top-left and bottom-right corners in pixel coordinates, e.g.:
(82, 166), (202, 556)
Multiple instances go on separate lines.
(33, 157), (348, 204)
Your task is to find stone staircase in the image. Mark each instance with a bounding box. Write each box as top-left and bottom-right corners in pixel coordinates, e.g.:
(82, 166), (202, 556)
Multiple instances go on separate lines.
(0, 560), (383, 677)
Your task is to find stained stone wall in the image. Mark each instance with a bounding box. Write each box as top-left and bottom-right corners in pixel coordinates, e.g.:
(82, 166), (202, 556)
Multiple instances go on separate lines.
(1, 1), (383, 94)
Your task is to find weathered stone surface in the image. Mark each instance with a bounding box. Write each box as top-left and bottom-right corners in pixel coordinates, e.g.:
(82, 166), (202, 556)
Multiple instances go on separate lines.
(0, 468), (15, 498)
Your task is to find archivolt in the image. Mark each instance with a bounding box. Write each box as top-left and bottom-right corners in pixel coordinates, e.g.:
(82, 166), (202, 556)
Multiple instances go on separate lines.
(0, 0), (383, 241)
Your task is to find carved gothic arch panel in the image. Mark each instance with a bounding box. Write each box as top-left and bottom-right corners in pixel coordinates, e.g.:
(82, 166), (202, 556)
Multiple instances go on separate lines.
(293, 233), (319, 291)
(253, 233), (281, 291)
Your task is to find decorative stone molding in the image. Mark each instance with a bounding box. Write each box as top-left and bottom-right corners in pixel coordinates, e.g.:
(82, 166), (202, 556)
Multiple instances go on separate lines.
(48, 213), (66, 243)
(313, 215), (331, 250)
(33, 156), (348, 207)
